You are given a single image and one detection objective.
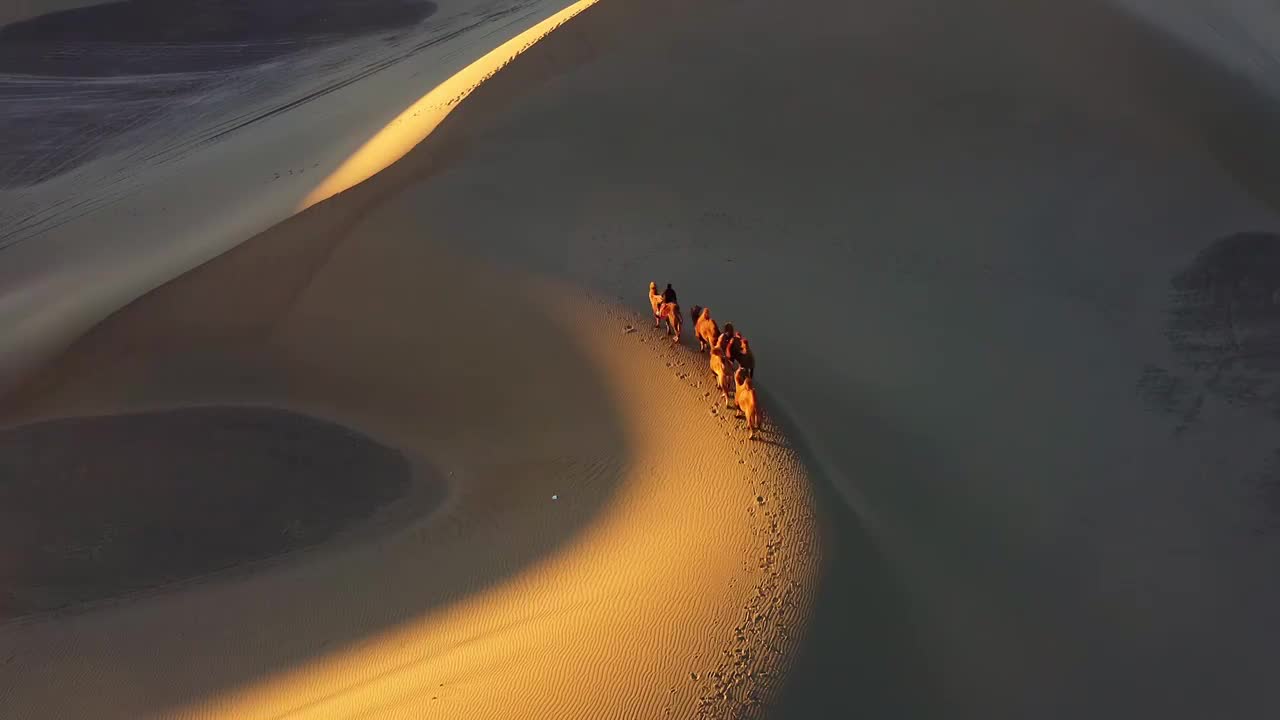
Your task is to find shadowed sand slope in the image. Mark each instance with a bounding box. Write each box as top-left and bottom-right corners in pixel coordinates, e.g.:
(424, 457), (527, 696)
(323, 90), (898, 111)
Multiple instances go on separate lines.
(2, 1), (108, 29)
(319, 0), (1280, 717)
(0, 406), (414, 620)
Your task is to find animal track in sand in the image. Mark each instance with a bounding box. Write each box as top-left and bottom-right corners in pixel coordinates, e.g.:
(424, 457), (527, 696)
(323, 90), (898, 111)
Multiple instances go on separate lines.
(627, 305), (813, 717)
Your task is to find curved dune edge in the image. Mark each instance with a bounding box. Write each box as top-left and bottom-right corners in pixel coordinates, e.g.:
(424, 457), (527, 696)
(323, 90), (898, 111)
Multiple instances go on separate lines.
(196, 295), (822, 720)
(0, 237), (820, 718)
(298, 0), (601, 211)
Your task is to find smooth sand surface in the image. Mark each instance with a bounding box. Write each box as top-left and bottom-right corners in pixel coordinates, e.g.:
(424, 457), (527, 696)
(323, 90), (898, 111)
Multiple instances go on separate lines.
(0, 0), (439, 187)
(2, 1), (110, 29)
(0, 406), (416, 620)
(4, 0), (1280, 717)
(1110, 0), (1280, 98)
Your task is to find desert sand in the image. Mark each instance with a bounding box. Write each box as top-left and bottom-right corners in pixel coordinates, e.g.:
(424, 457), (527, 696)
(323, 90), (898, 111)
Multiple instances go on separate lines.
(0, 229), (819, 719)
(3, 0), (109, 29)
(4, 0), (1280, 718)
(1, 4), (820, 718)
(0, 406), (417, 619)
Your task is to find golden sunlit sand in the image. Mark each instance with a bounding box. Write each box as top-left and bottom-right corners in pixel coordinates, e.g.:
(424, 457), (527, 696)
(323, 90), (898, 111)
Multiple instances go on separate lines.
(299, 0), (600, 211)
(0, 236), (819, 718)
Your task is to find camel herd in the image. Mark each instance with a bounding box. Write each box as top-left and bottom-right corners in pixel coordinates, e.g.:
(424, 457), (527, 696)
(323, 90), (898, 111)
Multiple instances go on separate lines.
(647, 282), (761, 439)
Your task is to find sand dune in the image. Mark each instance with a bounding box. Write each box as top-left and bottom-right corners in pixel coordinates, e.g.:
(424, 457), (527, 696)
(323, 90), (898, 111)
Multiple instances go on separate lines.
(0, 10), (823, 707)
(0, 405), (417, 619)
(0, 0), (593, 394)
(383, 0), (1280, 715)
(1109, 0), (1280, 96)
(4, 0), (1280, 717)
(0, 228), (818, 717)
(2, 1), (109, 30)
(0, 0), (439, 188)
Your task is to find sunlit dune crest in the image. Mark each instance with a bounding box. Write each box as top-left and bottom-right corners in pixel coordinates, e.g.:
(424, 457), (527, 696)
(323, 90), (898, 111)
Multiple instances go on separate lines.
(299, 0), (601, 211)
